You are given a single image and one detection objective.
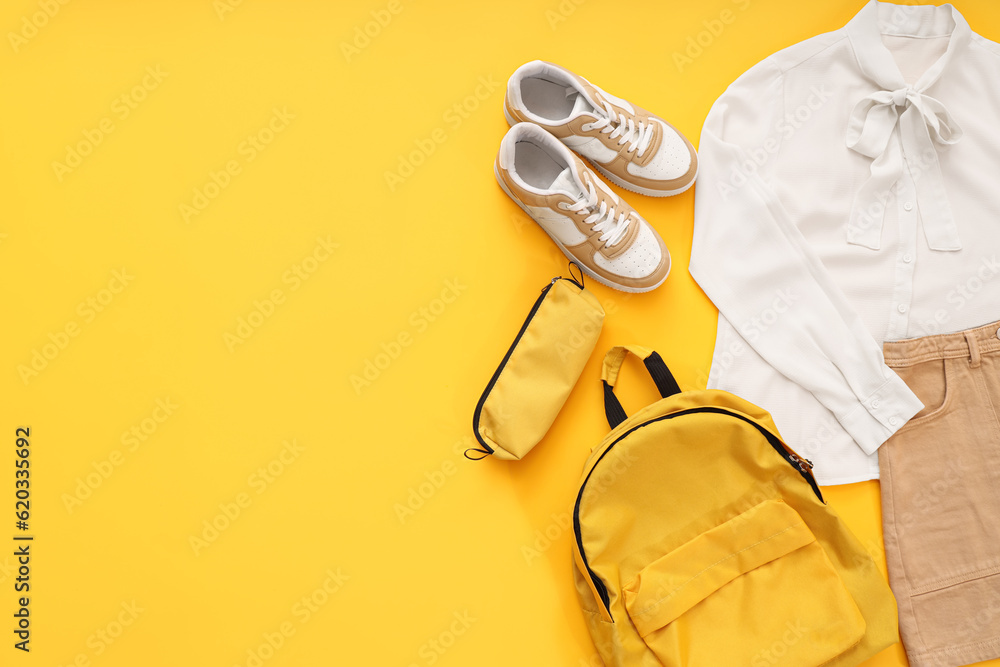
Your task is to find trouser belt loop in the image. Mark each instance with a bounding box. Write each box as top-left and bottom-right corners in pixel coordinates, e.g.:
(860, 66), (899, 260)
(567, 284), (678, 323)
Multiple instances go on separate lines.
(965, 331), (982, 368)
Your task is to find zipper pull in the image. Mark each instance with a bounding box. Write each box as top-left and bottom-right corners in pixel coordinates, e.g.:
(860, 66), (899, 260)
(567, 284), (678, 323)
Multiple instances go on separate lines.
(789, 452), (814, 472)
(543, 276), (560, 293)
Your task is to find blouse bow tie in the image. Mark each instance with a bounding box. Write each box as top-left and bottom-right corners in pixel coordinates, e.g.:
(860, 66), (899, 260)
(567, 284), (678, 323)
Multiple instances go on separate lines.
(845, 86), (963, 251)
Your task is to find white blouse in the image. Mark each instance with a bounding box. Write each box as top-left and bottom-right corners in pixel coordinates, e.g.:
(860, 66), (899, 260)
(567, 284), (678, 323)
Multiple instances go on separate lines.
(690, 1), (1000, 484)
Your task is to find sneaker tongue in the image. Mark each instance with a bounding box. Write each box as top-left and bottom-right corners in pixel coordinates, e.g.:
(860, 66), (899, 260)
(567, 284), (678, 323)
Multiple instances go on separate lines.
(549, 167), (585, 201)
(568, 88), (597, 118)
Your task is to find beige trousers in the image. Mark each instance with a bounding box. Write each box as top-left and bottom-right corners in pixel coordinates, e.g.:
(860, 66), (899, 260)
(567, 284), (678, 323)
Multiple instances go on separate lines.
(880, 320), (1000, 667)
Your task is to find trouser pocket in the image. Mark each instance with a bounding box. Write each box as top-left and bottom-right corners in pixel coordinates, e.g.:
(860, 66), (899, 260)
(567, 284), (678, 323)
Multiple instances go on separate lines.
(884, 355), (1000, 594)
(623, 499), (866, 667)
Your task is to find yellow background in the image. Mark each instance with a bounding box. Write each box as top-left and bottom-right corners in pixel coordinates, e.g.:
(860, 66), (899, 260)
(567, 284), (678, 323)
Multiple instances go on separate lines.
(1, 0), (996, 665)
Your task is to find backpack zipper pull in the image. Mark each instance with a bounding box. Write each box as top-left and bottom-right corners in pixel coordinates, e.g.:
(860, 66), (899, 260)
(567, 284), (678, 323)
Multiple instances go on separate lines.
(790, 453), (814, 472)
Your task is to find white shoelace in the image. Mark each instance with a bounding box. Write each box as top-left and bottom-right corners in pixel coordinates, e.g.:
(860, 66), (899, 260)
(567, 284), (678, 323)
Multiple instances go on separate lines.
(577, 94), (656, 156)
(560, 179), (632, 247)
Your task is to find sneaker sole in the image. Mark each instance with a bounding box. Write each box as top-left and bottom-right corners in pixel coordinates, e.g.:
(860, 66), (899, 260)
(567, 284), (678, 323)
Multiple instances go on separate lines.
(493, 162), (669, 294)
(504, 99), (697, 198)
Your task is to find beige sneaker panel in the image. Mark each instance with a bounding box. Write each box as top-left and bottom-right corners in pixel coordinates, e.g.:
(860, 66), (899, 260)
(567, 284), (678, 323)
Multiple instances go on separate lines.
(577, 84), (697, 191)
(599, 217), (639, 260)
(594, 121), (698, 194)
(496, 156), (640, 261)
(503, 96), (530, 125)
(563, 229), (670, 291)
(563, 115), (661, 171)
(573, 161), (640, 259)
(497, 156), (639, 259)
(574, 80), (662, 169)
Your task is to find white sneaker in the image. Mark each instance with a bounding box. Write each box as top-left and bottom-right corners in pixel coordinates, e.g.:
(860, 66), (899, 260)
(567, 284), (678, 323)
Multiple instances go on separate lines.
(504, 61), (697, 197)
(495, 122), (670, 293)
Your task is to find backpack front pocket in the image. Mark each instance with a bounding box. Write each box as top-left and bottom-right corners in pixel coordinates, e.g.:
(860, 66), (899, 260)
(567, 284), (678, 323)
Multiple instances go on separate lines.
(623, 499), (866, 667)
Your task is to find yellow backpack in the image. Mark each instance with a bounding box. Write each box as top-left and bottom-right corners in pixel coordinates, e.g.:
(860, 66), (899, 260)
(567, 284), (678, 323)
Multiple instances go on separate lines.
(573, 346), (899, 666)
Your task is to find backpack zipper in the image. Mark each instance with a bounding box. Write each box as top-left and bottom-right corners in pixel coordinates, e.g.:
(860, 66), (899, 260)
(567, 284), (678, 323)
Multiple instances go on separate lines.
(470, 276), (579, 456)
(573, 406), (823, 619)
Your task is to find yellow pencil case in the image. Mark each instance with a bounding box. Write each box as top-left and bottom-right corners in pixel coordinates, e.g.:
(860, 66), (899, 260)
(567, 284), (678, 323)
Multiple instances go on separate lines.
(468, 267), (605, 461)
